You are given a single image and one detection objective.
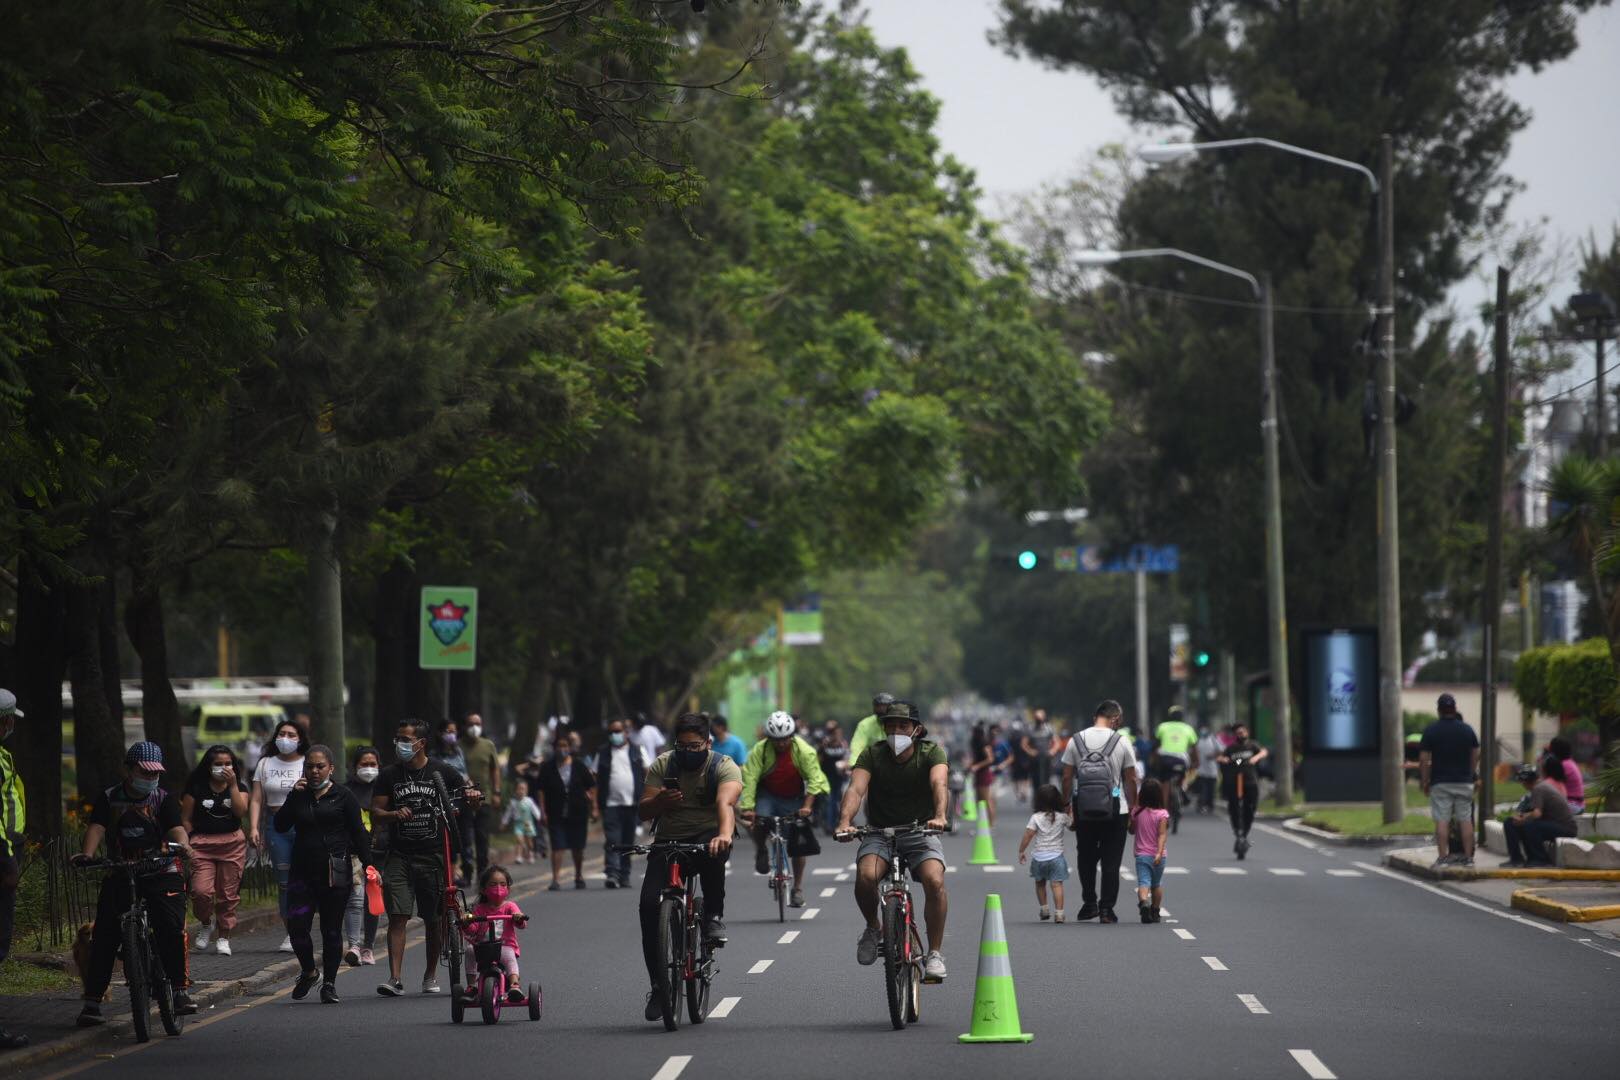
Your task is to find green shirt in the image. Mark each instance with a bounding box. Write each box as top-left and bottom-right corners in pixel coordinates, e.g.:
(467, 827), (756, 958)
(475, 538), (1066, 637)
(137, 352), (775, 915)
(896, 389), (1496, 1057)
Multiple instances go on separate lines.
(853, 740), (946, 828)
(461, 737), (500, 791)
(644, 751), (742, 841)
(848, 714), (883, 765)
(1156, 720), (1198, 757)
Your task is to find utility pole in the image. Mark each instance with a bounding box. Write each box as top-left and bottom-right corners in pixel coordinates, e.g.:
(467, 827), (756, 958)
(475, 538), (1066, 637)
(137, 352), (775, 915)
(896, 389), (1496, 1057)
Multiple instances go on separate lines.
(1135, 568), (1149, 731)
(1220, 650), (1237, 729)
(1520, 571), (1535, 759)
(1480, 266), (1511, 835)
(1376, 134), (1405, 824)
(1259, 274), (1294, 803)
(308, 406), (345, 754)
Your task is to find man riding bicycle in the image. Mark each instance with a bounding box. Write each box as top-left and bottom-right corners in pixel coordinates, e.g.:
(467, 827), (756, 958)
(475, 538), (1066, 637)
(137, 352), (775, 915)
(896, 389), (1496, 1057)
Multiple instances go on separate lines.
(1153, 707), (1199, 804)
(72, 742), (197, 1026)
(836, 702), (950, 983)
(739, 710), (829, 908)
(637, 713), (742, 1021)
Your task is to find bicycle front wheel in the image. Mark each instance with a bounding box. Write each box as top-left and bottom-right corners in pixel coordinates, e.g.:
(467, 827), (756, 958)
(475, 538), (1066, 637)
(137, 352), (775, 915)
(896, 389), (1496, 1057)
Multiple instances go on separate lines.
(441, 909), (462, 990)
(152, 934), (182, 1038)
(121, 919), (151, 1044)
(685, 897), (709, 1024)
(881, 896), (906, 1031)
(655, 897), (682, 1032)
(774, 841), (786, 923)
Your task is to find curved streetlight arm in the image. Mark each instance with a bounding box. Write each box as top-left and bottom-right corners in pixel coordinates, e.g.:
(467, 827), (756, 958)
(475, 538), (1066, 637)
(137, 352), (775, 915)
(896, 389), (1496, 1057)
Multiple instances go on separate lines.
(1142, 137), (1378, 193)
(1081, 247), (1261, 299)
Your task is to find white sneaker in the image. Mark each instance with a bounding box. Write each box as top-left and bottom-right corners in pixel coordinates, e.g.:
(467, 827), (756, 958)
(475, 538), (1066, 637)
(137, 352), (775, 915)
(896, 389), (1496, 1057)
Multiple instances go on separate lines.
(216, 938), (233, 956)
(194, 923), (213, 951)
(923, 951), (946, 983)
(278, 934), (295, 953)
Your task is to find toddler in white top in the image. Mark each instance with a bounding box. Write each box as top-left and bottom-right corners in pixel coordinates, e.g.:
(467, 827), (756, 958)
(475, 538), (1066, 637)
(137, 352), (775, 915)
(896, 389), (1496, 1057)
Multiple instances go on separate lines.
(1017, 784), (1073, 923)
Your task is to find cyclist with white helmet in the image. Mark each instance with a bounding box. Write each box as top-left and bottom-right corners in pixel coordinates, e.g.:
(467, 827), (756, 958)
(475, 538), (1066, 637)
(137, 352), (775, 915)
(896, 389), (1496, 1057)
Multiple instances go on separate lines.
(738, 710), (829, 908)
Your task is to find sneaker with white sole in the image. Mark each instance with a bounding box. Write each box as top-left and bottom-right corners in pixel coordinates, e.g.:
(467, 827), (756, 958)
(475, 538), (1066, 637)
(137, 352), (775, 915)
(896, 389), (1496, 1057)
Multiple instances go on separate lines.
(278, 934), (295, 953)
(923, 951), (946, 983)
(856, 926), (881, 966)
(359, 948), (374, 965)
(216, 938), (233, 956)
(420, 977), (441, 995)
(194, 923), (213, 951)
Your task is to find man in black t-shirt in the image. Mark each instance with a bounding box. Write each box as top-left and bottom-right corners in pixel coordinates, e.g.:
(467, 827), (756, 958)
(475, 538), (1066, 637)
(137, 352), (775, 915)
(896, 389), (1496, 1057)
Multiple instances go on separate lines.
(72, 741), (196, 1027)
(371, 719), (481, 997)
(1216, 724), (1269, 855)
(1419, 693), (1480, 867)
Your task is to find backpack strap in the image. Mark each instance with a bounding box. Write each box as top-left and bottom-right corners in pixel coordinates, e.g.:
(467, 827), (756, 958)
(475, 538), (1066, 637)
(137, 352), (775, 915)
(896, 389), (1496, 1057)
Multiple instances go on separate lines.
(1100, 731), (1122, 758)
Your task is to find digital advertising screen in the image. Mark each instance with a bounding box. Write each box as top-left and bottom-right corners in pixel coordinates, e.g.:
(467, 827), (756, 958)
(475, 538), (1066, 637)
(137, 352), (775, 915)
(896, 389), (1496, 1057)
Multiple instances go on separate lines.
(1300, 626), (1379, 754)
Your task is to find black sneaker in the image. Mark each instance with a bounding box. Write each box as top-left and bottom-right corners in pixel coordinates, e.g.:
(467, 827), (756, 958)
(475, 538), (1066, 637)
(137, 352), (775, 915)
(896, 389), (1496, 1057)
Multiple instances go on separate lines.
(320, 982), (340, 1005)
(644, 990), (663, 1022)
(0, 1027), (28, 1049)
(292, 970), (319, 1000)
(1139, 901), (1153, 924)
(703, 916), (727, 947)
(376, 979), (405, 997)
(75, 1002), (105, 1027)
(575, 877), (587, 889)
(604, 878), (619, 890)
(1099, 908), (1119, 924)
(173, 990), (198, 1016)
(1075, 903), (1099, 921)
(1150, 906), (1162, 923)
(754, 847), (770, 875)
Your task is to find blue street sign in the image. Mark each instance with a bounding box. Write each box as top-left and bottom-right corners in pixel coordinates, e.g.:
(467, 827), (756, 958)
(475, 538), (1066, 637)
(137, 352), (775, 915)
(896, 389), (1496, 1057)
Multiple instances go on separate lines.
(1066, 544), (1179, 574)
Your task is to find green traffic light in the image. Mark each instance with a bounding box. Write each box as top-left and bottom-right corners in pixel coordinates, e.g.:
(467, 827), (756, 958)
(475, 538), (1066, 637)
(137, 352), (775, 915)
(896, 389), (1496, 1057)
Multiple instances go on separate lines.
(1017, 550), (1038, 571)
(1195, 651), (1211, 667)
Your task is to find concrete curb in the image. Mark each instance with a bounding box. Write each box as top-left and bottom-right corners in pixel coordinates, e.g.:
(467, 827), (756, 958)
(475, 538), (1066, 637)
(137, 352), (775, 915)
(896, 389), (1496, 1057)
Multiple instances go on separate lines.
(1510, 889), (1620, 923)
(1383, 847), (1620, 883)
(1283, 818), (1420, 846)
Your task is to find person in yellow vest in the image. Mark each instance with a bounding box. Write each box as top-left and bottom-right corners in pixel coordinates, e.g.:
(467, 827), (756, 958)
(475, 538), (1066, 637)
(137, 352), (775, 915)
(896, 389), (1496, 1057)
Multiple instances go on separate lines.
(0, 690), (27, 1049)
(846, 691), (896, 766)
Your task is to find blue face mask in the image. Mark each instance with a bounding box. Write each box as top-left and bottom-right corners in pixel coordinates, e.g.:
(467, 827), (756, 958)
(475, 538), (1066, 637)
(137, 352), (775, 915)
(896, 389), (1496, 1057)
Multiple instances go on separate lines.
(673, 747), (708, 771)
(129, 775), (159, 796)
(610, 732), (627, 747)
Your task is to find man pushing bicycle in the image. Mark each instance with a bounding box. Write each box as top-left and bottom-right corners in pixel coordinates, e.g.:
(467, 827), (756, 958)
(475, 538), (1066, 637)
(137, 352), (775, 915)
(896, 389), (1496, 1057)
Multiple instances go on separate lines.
(835, 701), (950, 983)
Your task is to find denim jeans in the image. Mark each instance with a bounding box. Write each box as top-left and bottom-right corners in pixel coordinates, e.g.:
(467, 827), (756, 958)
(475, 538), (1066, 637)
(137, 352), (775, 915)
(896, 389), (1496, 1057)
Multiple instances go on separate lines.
(602, 805), (639, 884)
(267, 821), (296, 919)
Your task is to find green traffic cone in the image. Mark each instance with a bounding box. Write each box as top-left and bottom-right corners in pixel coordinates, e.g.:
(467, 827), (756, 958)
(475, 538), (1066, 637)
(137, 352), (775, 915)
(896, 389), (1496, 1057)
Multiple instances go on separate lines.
(960, 787), (977, 820)
(958, 893), (1033, 1044)
(967, 802), (996, 865)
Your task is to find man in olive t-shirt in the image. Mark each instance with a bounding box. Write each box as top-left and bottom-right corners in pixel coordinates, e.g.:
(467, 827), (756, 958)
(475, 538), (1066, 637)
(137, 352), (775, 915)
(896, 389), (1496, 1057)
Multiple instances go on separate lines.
(836, 703), (950, 983)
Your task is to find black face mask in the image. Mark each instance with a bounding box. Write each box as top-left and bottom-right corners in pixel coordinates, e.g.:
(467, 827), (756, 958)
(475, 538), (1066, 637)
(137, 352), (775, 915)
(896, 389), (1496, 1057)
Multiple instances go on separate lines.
(673, 747), (708, 771)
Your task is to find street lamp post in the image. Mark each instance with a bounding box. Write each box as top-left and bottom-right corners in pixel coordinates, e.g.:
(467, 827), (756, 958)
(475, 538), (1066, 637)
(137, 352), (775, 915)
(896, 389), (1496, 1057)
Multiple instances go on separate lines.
(1139, 135), (1400, 821)
(1569, 291), (1617, 456)
(1075, 247), (1294, 806)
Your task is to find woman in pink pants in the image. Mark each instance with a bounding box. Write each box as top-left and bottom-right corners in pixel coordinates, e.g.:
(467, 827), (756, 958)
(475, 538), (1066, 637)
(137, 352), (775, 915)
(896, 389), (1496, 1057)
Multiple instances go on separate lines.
(181, 746), (250, 955)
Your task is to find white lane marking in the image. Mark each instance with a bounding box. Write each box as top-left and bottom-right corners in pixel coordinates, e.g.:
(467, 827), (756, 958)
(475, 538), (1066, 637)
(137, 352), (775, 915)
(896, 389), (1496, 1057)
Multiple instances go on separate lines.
(801, 907), (820, 920)
(747, 959), (773, 974)
(835, 873), (851, 882)
(1238, 993), (1270, 1015)
(1162, 918), (1180, 924)
(777, 930), (799, 944)
(846, 863), (857, 870)
(1211, 867), (1246, 875)
(811, 868), (841, 875)
(984, 865), (1014, 873)
(1173, 929), (1195, 940)
(1575, 938), (1620, 960)
(1352, 861), (1563, 934)
(1158, 908), (1172, 918)
(1255, 822), (1325, 852)
(820, 887), (837, 898)
(1289, 1049), (1337, 1079)
(1201, 956), (1228, 971)
(652, 1056), (692, 1080)
(1325, 869), (1363, 878)
(708, 996), (740, 1019)
(1269, 868), (1306, 876)
(1164, 866), (1190, 874)
(945, 866), (958, 873)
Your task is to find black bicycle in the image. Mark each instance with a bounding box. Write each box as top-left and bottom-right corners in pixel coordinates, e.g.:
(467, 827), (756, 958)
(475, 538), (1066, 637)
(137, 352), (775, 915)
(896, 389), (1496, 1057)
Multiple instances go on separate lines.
(612, 841), (718, 1031)
(73, 844), (187, 1043)
(839, 823), (945, 1031)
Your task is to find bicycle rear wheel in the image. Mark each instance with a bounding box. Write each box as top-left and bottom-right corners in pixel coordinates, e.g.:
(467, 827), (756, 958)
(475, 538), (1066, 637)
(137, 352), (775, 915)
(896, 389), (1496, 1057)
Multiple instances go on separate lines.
(442, 908), (463, 989)
(152, 933), (182, 1038)
(774, 840), (786, 923)
(881, 897), (906, 1031)
(685, 897), (710, 1024)
(903, 923), (923, 1024)
(121, 920), (151, 1044)
(655, 897), (682, 1031)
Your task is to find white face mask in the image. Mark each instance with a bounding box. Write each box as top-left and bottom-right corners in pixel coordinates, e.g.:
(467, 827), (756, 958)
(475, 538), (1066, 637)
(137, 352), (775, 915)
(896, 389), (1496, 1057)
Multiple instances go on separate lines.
(210, 765), (231, 780)
(466, 725), (481, 740)
(356, 766), (379, 783)
(275, 736), (299, 755)
(887, 734), (913, 755)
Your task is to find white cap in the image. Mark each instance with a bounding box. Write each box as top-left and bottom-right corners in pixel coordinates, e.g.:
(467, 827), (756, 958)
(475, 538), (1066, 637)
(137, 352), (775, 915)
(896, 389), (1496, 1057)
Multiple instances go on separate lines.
(0, 689), (20, 720)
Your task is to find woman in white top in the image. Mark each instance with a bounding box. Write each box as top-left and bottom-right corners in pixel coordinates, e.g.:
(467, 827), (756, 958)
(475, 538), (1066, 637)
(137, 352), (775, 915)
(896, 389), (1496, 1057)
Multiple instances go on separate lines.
(250, 719), (308, 951)
(1017, 784), (1073, 923)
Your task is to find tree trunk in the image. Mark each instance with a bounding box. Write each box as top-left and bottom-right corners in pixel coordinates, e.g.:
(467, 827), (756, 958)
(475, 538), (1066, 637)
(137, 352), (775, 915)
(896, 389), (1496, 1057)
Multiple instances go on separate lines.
(449, 668), (481, 727)
(511, 636), (551, 769)
(14, 561), (67, 839)
(306, 507), (345, 755)
(125, 576), (186, 775)
(572, 659), (602, 735)
(69, 579), (127, 802)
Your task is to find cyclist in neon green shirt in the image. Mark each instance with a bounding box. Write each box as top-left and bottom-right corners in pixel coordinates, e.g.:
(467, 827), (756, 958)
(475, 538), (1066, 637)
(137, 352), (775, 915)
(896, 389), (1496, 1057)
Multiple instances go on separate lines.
(847, 691), (896, 766)
(1153, 708), (1199, 820)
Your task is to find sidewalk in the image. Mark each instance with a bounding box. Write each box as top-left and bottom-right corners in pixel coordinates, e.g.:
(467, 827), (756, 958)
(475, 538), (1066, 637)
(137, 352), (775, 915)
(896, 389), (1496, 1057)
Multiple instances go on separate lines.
(0, 832), (608, 1071)
(1383, 844), (1620, 883)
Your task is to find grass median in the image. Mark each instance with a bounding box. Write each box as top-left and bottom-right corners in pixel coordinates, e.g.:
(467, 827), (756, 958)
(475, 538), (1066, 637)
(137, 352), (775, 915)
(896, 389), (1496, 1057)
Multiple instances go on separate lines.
(1299, 806), (1434, 836)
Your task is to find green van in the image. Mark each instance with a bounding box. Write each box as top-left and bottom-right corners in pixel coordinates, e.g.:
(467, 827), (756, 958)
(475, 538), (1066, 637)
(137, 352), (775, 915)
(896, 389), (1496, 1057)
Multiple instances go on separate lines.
(192, 703), (287, 769)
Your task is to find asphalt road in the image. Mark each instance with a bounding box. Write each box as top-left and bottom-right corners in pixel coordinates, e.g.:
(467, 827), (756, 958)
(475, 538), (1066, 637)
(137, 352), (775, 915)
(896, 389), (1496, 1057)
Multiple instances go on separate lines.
(18, 801), (1620, 1080)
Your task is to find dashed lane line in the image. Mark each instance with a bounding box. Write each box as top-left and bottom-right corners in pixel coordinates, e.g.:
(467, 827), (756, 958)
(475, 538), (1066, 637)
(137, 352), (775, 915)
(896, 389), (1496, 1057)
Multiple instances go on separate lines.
(1288, 1049), (1337, 1079)
(1164, 866), (1190, 874)
(1201, 956), (1228, 971)
(835, 873), (851, 882)
(1210, 867), (1246, 875)
(747, 959), (773, 974)
(811, 868), (841, 875)
(778, 930), (800, 944)
(801, 907), (820, 920)
(1173, 929), (1196, 940)
(1237, 993), (1270, 1015)
(1352, 861), (1563, 935)
(708, 996), (741, 1019)
(652, 1056), (692, 1080)
(1269, 868), (1306, 876)
(984, 865), (1014, 873)
(1325, 869), (1363, 877)
(820, 887), (837, 898)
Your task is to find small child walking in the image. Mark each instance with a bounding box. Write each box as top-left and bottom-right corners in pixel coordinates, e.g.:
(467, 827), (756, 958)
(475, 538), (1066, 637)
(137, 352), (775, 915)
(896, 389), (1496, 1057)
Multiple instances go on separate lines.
(1132, 779), (1171, 923)
(1018, 784), (1072, 923)
(503, 780), (543, 864)
(463, 865), (529, 1002)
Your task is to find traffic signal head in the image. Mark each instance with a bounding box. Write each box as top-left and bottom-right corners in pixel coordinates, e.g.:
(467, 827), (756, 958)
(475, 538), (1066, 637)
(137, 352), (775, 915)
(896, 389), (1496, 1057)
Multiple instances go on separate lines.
(1194, 650), (1211, 667)
(1017, 550), (1038, 571)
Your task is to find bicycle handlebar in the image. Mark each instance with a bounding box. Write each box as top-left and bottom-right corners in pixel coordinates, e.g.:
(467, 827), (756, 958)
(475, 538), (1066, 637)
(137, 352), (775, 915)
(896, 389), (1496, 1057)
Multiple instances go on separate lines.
(608, 840), (714, 856)
(72, 843), (187, 872)
(837, 822), (947, 840)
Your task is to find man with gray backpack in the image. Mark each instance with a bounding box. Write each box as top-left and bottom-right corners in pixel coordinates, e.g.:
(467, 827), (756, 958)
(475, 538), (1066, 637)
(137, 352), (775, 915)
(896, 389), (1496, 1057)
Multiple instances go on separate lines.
(1060, 700), (1139, 924)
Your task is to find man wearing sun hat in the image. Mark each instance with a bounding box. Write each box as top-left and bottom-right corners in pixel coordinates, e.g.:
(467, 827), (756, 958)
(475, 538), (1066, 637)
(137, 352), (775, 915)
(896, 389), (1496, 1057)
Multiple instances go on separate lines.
(0, 690), (27, 1048)
(72, 739), (197, 1026)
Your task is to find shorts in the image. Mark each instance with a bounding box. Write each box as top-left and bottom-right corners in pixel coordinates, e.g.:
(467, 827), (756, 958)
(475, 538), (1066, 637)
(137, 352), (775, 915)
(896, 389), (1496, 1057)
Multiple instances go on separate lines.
(1029, 855), (1069, 882)
(548, 818), (588, 852)
(1429, 782), (1475, 825)
(382, 850), (446, 919)
(857, 832), (945, 875)
(1134, 854), (1165, 889)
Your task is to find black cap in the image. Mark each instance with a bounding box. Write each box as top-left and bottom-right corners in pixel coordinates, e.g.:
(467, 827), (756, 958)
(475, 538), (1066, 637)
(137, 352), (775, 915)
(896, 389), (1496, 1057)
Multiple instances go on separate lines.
(1437, 693), (1456, 711)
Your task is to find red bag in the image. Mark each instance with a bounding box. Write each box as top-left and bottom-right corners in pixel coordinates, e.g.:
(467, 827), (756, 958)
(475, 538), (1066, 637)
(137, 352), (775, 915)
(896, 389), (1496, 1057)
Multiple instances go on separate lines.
(365, 864), (384, 917)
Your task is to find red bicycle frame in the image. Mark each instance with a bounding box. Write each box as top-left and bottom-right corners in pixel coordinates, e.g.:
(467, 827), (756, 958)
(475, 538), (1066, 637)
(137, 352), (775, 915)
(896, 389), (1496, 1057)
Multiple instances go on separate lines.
(665, 858), (699, 979)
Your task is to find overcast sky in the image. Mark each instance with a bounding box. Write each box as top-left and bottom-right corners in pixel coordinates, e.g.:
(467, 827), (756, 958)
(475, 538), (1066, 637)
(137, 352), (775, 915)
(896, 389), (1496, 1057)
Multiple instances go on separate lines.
(860, 0), (1620, 329)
